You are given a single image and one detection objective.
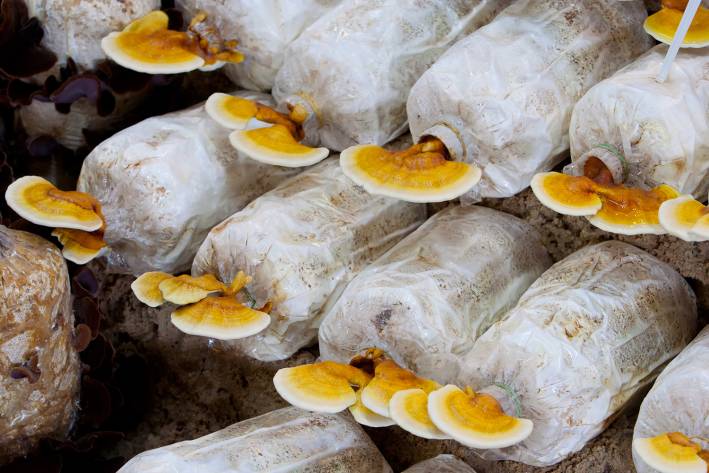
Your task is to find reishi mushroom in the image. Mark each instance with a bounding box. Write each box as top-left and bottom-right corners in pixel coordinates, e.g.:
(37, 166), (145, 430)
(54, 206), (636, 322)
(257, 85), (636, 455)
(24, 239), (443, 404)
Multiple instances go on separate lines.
(633, 325), (709, 473)
(0, 226), (80, 463)
(101, 10), (243, 74)
(644, 0), (709, 48)
(191, 158), (426, 361)
(340, 0), (652, 203)
(4, 175), (108, 264)
(202, 0), (512, 167)
(658, 192), (709, 241)
(533, 45), (708, 238)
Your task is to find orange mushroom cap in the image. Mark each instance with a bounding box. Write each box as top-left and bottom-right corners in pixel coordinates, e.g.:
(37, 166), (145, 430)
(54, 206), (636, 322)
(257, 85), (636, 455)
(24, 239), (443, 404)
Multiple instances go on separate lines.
(170, 295), (271, 340)
(389, 388), (449, 440)
(158, 273), (227, 305)
(51, 228), (109, 265)
(633, 432), (708, 473)
(658, 194), (709, 242)
(644, 2), (709, 48)
(131, 271), (174, 307)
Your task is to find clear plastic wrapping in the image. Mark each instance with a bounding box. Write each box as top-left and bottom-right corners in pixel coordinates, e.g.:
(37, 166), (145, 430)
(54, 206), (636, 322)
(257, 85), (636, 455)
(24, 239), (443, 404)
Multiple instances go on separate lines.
(633, 326), (709, 473)
(177, 0), (341, 91)
(77, 91), (301, 276)
(192, 159), (426, 361)
(272, 0), (513, 151)
(0, 226), (80, 463)
(402, 454), (477, 473)
(407, 0), (652, 200)
(568, 45), (709, 199)
(319, 205), (551, 383)
(459, 241), (697, 466)
(117, 406), (392, 472)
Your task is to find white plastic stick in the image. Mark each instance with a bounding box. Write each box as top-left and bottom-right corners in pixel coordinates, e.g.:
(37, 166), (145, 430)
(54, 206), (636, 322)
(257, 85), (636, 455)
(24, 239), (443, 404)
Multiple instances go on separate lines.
(656, 0), (701, 82)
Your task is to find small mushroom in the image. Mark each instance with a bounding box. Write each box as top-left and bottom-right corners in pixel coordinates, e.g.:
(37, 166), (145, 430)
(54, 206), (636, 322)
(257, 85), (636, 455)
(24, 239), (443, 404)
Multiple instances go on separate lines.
(644, 1), (709, 48)
(348, 390), (395, 428)
(389, 388), (449, 440)
(170, 295), (271, 340)
(273, 361), (372, 413)
(658, 193), (709, 242)
(339, 138), (481, 203)
(130, 271), (173, 307)
(633, 432), (708, 473)
(51, 228), (109, 265)
(427, 385), (533, 449)
(205, 93), (329, 167)
(158, 273), (227, 305)
(101, 10), (243, 74)
(531, 170), (681, 235)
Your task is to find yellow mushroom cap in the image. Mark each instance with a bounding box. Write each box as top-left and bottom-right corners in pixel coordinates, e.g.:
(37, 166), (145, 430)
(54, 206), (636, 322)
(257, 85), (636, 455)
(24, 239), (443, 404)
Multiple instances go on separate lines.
(273, 361), (372, 413)
(51, 228), (109, 265)
(531, 172), (602, 216)
(229, 125), (330, 167)
(644, 5), (709, 48)
(427, 385), (533, 449)
(131, 271), (174, 307)
(101, 11), (205, 74)
(389, 388), (449, 440)
(633, 433), (707, 473)
(170, 295), (271, 340)
(349, 390), (396, 428)
(360, 360), (440, 418)
(5, 175), (103, 231)
(158, 274), (227, 305)
(658, 194), (709, 242)
(205, 93), (259, 129)
(340, 144), (482, 203)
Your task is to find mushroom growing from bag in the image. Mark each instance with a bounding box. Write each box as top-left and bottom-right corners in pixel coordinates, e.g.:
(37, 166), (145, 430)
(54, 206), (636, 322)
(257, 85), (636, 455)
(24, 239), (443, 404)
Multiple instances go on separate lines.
(0, 226), (80, 463)
(340, 0), (652, 203)
(633, 325), (709, 473)
(191, 158), (426, 361)
(204, 0), (513, 168)
(77, 91), (301, 275)
(116, 406), (393, 472)
(644, 0), (709, 48)
(532, 45), (708, 238)
(319, 205), (552, 384)
(455, 241), (697, 466)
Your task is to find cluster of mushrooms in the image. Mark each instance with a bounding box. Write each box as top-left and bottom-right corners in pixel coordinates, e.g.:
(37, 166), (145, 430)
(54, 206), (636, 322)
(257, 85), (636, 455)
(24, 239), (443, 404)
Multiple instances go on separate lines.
(1, 0), (709, 472)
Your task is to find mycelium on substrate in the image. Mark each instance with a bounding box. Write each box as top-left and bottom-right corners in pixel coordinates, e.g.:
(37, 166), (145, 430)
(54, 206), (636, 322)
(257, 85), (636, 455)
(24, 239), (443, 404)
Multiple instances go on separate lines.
(116, 406), (393, 472)
(632, 325), (709, 473)
(402, 454), (479, 473)
(0, 225), (80, 463)
(340, 0), (652, 203)
(184, 158), (426, 361)
(76, 91), (300, 275)
(274, 241), (697, 464)
(201, 0), (513, 167)
(532, 44), (708, 240)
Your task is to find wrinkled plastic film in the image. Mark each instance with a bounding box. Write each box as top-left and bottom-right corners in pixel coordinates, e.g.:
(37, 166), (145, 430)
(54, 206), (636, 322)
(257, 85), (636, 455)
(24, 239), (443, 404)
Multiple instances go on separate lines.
(117, 407), (393, 472)
(177, 0), (342, 91)
(77, 91), (300, 276)
(319, 205), (551, 384)
(407, 0), (652, 200)
(273, 0), (514, 151)
(192, 159), (426, 361)
(568, 45), (709, 199)
(459, 241), (697, 466)
(402, 454), (478, 473)
(633, 326), (709, 473)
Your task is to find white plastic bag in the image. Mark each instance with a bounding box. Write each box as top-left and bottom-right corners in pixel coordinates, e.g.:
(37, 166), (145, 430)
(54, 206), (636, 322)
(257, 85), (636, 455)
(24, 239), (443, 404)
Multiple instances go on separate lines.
(402, 454), (477, 473)
(633, 326), (709, 473)
(192, 159), (426, 361)
(272, 0), (514, 151)
(177, 0), (342, 91)
(407, 0), (652, 200)
(459, 241), (697, 466)
(117, 406), (392, 472)
(319, 205), (551, 383)
(77, 91), (300, 276)
(568, 45), (709, 199)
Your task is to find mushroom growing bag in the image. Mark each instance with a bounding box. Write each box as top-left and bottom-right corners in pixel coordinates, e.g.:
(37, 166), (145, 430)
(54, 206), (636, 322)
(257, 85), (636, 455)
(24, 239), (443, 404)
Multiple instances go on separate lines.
(177, 0), (342, 91)
(272, 0), (514, 152)
(117, 406), (392, 472)
(633, 326), (709, 473)
(407, 0), (652, 199)
(192, 159), (426, 361)
(568, 44), (709, 199)
(459, 241), (697, 466)
(319, 205), (552, 383)
(77, 91), (300, 276)
(403, 455), (477, 473)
